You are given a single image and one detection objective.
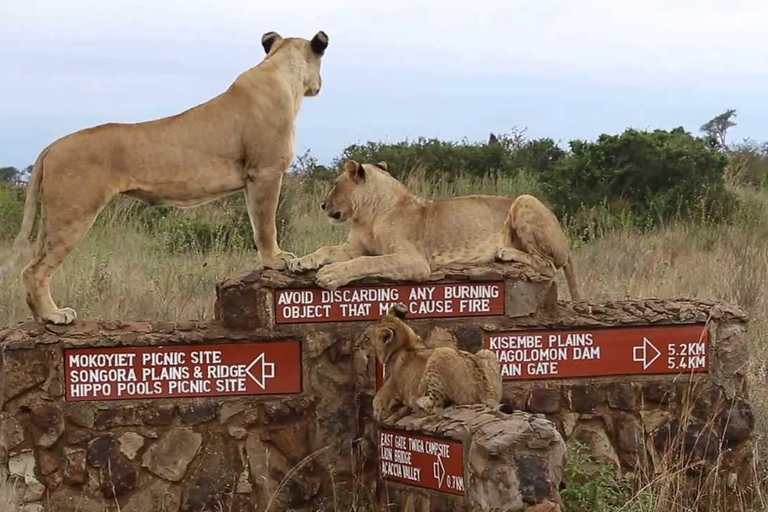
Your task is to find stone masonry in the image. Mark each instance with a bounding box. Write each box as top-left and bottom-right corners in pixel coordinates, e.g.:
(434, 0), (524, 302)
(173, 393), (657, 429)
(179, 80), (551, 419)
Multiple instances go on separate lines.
(0, 263), (754, 511)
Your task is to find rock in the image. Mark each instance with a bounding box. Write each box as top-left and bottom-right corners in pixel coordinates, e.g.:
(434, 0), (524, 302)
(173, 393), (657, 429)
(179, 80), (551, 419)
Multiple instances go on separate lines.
(2, 349), (48, 401)
(181, 432), (241, 511)
(219, 402), (247, 423)
(568, 385), (606, 414)
(142, 428), (202, 482)
(570, 420), (620, 472)
(39, 449), (59, 475)
(118, 432), (145, 460)
(122, 478), (181, 512)
(528, 388), (561, 413)
(64, 430), (92, 445)
(0, 412), (25, 450)
(31, 405), (65, 448)
(615, 415), (646, 468)
(721, 398), (754, 446)
(94, 407), (142, 430)
(643, 382), (675, 405)
(454, 325), (483, 353)
(63, 448), (87, 485)
(264, 421), (312, 463)
(607, 383), (637, 411)
(9, 450), (46, 502)
(229, 427), (248, 440)
(87, 433), (138, 498)
(236, 469), (252, 494)
(65, 405), (96, 429)
(139, 406), (175, 426)
(525, 501), (561, 512)
(22, 504), (44, 512)
(179, 402), (218, 425)
(640, 410), (669, 434)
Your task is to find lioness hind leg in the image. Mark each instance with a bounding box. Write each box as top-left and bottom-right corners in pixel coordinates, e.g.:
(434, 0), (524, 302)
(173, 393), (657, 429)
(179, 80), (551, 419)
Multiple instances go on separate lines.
(496, 195), (562, 277)
(23, 190), (111, 325)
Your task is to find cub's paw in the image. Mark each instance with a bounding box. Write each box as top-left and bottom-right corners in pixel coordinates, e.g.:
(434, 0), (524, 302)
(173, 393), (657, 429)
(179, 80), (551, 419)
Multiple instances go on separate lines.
(415, 396), (439, 414)
(286, 255), (320, 274)
(316, 263), (349, 291)
(262, 250), (297, 271)
(373, 396), (387, 423)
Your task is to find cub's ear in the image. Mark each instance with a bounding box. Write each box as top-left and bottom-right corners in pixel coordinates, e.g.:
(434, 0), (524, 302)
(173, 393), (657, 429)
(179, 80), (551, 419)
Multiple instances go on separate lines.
(376, 161), (388, 171)
(379, 328), (394, 345)
(262, 32), (282, 54)
(344, 160), (365, 183)
(389, 304), (407, 319)
(311, 31), (329, 55)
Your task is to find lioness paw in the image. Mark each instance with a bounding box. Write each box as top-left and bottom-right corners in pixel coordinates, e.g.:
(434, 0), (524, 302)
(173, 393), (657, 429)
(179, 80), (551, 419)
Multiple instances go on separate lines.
(415, 396), (439, 414)
(262, 250), (297, 271)
(316, 263), (349, 290)
(45, 307), (78, 326)
(287, 255), (320, 273)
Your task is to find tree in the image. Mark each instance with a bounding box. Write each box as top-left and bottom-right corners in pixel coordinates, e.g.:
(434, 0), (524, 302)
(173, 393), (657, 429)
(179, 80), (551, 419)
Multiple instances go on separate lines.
(700, 109), (737, 150)
(0, 166), (20, 184)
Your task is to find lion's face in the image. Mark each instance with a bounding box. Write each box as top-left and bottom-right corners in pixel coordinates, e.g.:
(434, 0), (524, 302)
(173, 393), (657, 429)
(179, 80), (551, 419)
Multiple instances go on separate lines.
(262, 31), (328, 97)
(321, 160), (392, 224)
(362, 304), (413, 364)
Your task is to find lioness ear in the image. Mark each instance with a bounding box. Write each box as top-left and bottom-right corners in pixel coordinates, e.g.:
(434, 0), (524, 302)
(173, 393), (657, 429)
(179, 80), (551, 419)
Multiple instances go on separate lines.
(311, 31), (329, 55)
(262, 32), (282, 54)
(389, 304), (407, 319)
(376, 161), (388, 171)
(344, 160), (365, 183)
(379, 328), (394, 345)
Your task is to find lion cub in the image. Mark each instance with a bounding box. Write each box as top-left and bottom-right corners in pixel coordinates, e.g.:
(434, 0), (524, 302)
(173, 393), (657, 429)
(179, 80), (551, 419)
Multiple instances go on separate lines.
(288, 159), (581, 300)
(365, 304), (502, 422)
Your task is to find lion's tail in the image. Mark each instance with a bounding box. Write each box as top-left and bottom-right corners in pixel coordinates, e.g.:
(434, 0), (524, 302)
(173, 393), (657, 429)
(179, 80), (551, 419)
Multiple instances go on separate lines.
(0, 147), (47, 281)
(563, 254), (582, 301)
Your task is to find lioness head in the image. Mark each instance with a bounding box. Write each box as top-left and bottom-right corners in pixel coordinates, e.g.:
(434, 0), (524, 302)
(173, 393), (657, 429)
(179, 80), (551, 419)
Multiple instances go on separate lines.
(321, 159), (394, 224)
(261, 30), (329, 97)
(362, 304), (420, 365)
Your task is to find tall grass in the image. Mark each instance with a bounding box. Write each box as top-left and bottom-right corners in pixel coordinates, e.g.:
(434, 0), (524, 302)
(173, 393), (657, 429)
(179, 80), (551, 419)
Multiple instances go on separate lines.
(0, 174), (766, 511)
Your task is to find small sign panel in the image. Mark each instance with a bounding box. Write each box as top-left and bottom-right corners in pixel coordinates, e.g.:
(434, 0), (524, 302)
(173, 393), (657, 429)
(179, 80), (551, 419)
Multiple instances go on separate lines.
(379, 429), (465, 496)
(485, 324), (709, 380)
(274, 282), (505, 324)
(64, 341), (301, 401)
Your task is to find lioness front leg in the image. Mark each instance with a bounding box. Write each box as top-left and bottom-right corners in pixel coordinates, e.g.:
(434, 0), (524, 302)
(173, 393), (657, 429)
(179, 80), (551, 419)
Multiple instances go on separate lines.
(245, 167), (295, 270)
(316, 253), (431, 291)
(286, 243), (362, 273)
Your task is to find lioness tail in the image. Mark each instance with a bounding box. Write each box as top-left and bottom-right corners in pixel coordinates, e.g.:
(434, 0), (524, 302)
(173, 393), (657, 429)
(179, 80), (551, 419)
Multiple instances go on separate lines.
(0, 147), (47, 281)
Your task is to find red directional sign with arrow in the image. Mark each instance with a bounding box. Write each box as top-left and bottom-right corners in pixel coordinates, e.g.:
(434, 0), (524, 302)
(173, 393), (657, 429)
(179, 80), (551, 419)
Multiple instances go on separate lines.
(484, 324), (709, 381)
(64, 341), (301, 401)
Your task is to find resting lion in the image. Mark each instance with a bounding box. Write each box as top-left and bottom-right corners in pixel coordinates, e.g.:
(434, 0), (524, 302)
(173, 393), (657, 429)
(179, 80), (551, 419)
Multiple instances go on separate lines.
(365, 304), (502, 422)
(0, 31), (329, 325)
(287, 159), (582, 300)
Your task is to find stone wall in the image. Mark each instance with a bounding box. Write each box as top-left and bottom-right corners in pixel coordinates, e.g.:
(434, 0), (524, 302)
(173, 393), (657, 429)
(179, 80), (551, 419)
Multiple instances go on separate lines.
(0, 264), (754, 511)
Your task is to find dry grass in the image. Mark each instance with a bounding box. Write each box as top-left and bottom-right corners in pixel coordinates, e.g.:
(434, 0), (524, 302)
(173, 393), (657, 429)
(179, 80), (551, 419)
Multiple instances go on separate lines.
(0, 177), (766, 511)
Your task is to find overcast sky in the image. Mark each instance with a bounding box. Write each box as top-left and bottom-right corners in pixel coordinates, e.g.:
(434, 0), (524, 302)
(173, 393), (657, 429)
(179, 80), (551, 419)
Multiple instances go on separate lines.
(2, 0), (767, 169)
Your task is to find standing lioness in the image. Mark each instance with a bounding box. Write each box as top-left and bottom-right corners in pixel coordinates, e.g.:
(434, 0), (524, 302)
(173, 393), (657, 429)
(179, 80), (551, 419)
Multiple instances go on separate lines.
(288, 160), (581, 300)
(0, 31), (329, 325)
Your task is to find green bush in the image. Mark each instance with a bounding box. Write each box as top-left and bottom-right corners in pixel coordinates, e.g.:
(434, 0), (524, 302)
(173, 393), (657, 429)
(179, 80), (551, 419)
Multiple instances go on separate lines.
(540, 128), (731, 231)
(333, 130), (562, 180)
(0, 184), (23, 240)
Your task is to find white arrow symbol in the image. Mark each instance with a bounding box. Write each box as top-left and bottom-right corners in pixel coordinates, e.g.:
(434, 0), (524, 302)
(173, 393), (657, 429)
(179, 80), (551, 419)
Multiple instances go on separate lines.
(245, 353), (275, 389)
(632, 337), (661, 370)
(433, 454), (446, 488)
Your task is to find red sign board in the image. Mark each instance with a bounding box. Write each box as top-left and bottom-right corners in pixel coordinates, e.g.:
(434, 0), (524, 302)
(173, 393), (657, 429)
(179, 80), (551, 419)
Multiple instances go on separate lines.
(274, 282), (505, 324)
(64, 341), (302, 401)
(379, 429), (465, 496)
(484, 324), (709, 380)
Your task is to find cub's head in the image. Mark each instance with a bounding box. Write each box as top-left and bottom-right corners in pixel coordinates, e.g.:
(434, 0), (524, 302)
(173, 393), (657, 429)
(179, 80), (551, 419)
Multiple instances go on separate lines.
(321, 160), (395, 224)
(261, 31), (329, 97)
(362, 304), (421, 364)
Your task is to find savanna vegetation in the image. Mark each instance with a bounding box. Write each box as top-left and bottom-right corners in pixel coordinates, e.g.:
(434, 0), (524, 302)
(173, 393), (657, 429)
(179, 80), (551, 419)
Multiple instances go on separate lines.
(0, 109), (766, 511)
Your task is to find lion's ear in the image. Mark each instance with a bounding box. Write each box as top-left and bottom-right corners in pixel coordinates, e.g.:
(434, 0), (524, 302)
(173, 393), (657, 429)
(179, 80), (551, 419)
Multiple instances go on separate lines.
(344, 160), (365, 183)
(311, 31), (329, 55)
(389, 304), (407, 319)
(379, 328), (394, 345)
(376, 161), (388, 171)
(262, 32), (282, 54)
